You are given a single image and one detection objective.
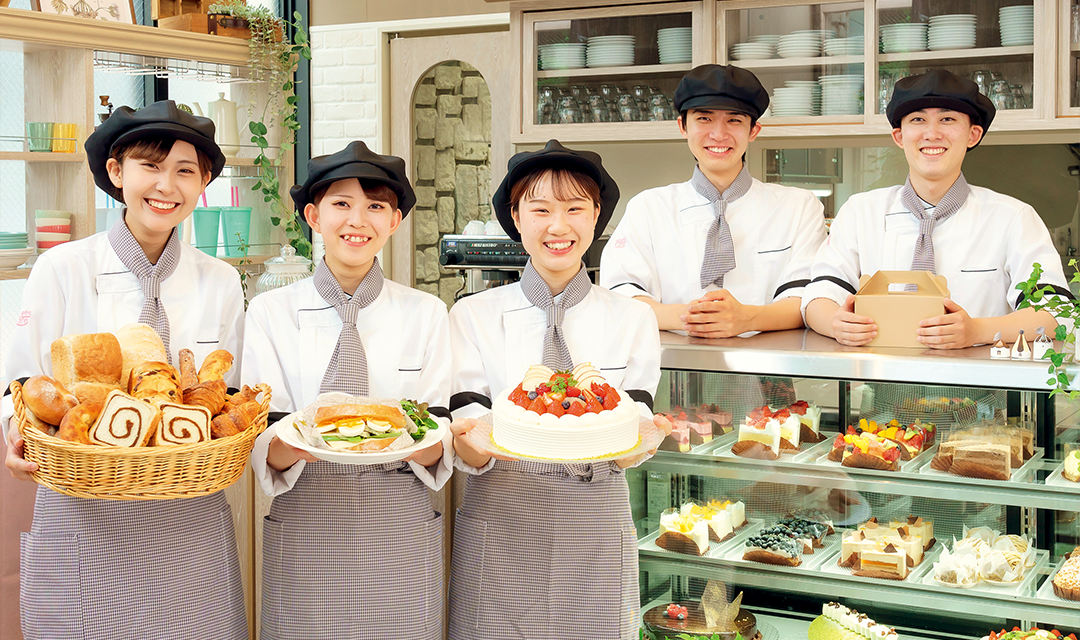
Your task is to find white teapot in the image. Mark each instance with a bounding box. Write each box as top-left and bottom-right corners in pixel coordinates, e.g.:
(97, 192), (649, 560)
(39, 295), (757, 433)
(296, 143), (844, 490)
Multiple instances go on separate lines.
(191, 92), (240, 158)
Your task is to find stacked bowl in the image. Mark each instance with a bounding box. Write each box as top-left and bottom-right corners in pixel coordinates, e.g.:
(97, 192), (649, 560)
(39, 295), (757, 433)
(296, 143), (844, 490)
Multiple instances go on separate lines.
(0, 231), (32, 268)
(880, 22), (928, 53)
(771, 81), (821, 117)
(657, 27), (692, 64)
(35, 210), (71, 253)
(999, 5), (1034, 46)
(538, 43), (586, 70)
(819, 74), (864, 115)
(731, 41), (776, 60)
(586, 35), (635, 68)
(823, 35), (865, 56)
(777, 30), (831, 58)
(928, 14), (977, 50)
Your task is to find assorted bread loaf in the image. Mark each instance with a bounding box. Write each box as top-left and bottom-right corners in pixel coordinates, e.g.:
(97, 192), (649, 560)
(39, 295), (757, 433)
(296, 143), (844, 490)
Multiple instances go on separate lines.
(18, 324), (266, 448)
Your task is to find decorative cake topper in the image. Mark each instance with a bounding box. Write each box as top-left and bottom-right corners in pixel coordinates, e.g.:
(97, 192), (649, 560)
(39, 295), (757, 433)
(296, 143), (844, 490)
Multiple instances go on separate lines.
(702, 580), (742, 631)
(990, 332), (1010, 359)
(1011, 329), (1031, 361)
(1032, 326), (1053, 360)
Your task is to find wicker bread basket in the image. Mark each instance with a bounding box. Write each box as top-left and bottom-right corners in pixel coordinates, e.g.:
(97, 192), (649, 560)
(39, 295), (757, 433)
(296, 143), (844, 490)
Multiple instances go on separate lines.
(10, 380), (271, 500)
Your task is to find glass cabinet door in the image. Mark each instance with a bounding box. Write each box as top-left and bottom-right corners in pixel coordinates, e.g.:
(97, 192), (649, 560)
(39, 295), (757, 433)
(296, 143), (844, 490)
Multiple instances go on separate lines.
(1066, 0), (1080, 113)
(875, 0), (1037, 119)
(522, 2), (707, 139)
(719, 1), (867, 121)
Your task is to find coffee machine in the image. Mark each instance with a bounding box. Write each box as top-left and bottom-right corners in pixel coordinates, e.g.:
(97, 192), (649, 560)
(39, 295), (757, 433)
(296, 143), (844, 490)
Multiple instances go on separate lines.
(439, 233), (609, 298)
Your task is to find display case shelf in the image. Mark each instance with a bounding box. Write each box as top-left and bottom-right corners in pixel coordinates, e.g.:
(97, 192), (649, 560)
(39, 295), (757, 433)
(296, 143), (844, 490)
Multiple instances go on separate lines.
(536, 62), (693, 79)
(878, 44), (1035, 65)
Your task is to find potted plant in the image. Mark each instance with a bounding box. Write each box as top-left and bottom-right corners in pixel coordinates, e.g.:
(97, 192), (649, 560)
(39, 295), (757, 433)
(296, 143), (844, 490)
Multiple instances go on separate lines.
(1017, 260), (1080, 398)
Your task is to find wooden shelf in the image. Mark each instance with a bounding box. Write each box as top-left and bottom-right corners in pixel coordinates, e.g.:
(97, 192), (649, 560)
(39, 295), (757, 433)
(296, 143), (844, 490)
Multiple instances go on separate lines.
(0, 7), (250, 66)
(1072, 42), (1079, 53)
(0, 268), (32, 281)
(730, 54), (864, 70)
(0, 151), (86, 163)
(878, 44), (1034, 64)
(536, 62), (691, 79)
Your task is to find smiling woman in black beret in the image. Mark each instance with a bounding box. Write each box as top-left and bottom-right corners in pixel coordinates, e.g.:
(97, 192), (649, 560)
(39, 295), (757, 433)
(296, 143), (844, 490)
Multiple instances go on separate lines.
(4, 99), (247, 640)
(241, 140), (453, 640)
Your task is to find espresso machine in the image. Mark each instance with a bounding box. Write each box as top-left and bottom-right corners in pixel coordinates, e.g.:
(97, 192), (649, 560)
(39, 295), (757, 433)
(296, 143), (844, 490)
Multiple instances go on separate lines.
(439, 233), (609, 299)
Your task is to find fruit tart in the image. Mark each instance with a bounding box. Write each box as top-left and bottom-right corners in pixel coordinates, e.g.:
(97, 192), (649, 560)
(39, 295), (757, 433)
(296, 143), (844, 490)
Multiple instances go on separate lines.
(829, 422), (902, 471)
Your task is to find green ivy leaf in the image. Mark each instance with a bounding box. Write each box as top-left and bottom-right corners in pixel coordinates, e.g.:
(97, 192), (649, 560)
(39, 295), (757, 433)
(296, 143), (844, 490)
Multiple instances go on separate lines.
(270, 216), (281, 225)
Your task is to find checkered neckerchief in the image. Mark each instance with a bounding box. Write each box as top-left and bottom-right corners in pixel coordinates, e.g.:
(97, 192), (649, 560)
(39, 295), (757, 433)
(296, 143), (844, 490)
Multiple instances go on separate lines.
(902, 173), (970, 274)
(694, 164), (752, 289)
(107, 213), (181, 363)
(519, 259), (591, 371)
(314, 257), (384, 396)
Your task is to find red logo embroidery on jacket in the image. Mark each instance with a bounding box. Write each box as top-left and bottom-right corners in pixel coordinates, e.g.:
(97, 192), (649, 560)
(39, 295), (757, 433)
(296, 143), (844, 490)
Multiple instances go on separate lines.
(16, 310), (30, 327)
(614, 237), (626, 249)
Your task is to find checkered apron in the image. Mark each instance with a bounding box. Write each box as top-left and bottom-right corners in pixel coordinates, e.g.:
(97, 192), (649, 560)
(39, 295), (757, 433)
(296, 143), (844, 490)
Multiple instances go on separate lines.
(107, 216), (181, 363)
(314, 258), (383, 396)
(902, 173), (969, 274)
(261, 461), (443, 640)
(694, 164), (752, 290)
(20, 487), (246, 640)
(448, 460), (638, 640)
(519, 261), (591, 371)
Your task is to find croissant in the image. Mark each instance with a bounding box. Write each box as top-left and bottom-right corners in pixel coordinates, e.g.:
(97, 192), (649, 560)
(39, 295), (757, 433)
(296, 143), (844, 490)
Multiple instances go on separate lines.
(178, 349), (198, 390)
(129, 361), (182, 406)
(211, 400), (260, 438)
(198, 350), (234, 383)
(56, 402), (103, 445)
(182, 379), (227, 415)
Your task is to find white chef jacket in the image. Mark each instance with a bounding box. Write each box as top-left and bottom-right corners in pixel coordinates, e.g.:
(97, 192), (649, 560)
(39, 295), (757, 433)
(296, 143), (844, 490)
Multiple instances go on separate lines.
(449, 280), (661, 473)
(242, 276), (453, 495)
(1, 231), (244, 432)
(801, 184), (1071, 320)
(600, 176), (827, 308)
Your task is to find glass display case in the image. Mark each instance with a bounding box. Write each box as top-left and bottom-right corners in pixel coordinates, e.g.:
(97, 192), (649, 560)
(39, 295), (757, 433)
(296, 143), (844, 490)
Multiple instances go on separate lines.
(520, 2), (710, 139)
(633, 330), (1080, 639)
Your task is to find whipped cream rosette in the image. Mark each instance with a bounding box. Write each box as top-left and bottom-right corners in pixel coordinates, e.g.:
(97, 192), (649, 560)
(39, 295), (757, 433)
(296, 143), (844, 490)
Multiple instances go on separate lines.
(292, 392), (418, 453)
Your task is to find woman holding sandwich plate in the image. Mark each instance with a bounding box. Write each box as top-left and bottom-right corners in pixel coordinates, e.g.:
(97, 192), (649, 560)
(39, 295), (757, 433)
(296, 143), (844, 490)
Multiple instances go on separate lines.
(240, 141), (453, 640)
(447, 140), (671, 640)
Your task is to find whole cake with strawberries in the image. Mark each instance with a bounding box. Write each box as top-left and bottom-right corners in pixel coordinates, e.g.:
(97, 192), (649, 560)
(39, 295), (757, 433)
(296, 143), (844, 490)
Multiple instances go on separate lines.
(491, 363), (641, 459)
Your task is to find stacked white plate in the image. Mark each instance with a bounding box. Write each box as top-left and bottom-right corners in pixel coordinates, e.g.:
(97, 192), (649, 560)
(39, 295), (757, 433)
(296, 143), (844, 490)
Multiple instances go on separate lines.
(586, 35), (635, 68)
(771, 80), (821, 116)
(748, 34), (782, 46)
(880, 23), (928, 53)
(538, 43), (586, 70)
(777, 31), (828, 58)
(0, 247), (34, 269)
(822, 36), (864, 56)
(731, 42), (776, 60)
(658, 27), (692, 64)
(928, 14), (977, 50)
(999, 5), (1034, 46)
(819, 74), (863, 115)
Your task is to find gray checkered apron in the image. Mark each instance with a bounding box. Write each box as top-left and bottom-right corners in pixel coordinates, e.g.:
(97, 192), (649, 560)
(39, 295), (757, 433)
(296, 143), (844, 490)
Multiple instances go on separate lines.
(20, 486), (246, 640)
(261, 460), (443, 640)
(448, 460), (638, 640)
(694, 164), (752, 290)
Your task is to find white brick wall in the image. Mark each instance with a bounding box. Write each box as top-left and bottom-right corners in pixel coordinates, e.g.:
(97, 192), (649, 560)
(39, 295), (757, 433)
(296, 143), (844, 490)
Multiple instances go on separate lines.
(309, 24), (380, 157)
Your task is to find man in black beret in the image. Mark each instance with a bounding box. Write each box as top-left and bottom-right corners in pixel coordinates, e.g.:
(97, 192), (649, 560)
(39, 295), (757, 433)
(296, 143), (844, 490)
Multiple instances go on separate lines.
(601, 64), (827, 340)
(804, 69), (1070, 349)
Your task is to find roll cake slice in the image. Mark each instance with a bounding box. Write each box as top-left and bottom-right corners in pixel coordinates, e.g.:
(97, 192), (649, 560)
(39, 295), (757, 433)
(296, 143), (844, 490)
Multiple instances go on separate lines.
(156, 402), (212, 445)
(90, 390), (160, 447)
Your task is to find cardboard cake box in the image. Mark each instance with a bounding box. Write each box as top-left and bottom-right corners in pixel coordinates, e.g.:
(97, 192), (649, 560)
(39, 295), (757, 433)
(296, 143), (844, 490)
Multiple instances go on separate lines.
(854, 271), (949, 348)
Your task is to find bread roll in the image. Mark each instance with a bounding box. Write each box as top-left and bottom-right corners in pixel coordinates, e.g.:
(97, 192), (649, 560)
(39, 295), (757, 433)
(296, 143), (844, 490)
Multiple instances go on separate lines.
(197, 350), (234, 383)
(115, 323), (168, 386)
(50, 333), (123, 390)
(90, 390), (159, 447)
(22, 375), (79, 426)
(70, 381), (118, 407)
(178, 349), (198, 390)
(128, 361), (181, 406)
(57, 402), (103, 445)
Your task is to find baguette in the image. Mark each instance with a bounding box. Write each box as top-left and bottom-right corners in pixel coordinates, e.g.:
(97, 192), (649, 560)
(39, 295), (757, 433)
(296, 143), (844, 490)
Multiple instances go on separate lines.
(198, 350), (234, 383)
(178, 349), (198, 390)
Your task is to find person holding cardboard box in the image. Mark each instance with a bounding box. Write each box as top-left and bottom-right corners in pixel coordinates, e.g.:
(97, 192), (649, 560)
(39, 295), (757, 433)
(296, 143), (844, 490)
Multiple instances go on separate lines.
(803, 69), (1070, 349)
(600, 65), (827, 339)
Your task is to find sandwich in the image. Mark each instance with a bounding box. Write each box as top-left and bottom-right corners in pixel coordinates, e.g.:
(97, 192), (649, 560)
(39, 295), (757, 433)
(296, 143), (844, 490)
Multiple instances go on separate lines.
(313, 404), (411, 451)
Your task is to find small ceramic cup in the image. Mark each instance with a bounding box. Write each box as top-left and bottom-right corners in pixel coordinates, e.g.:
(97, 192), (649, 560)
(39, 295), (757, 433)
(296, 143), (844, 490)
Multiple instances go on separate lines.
(51, 123), (78, 153)
(27, 122), (53, 152)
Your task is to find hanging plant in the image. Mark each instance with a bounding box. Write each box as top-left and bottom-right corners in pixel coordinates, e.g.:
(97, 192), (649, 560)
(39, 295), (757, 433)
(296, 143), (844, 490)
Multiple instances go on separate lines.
(1016, 260), (1080, 398)
(208, 2), (312, 258)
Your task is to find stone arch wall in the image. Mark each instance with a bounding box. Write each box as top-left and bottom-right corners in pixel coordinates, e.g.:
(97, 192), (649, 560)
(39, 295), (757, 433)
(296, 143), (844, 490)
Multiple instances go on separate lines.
(411, 61), (492, 306)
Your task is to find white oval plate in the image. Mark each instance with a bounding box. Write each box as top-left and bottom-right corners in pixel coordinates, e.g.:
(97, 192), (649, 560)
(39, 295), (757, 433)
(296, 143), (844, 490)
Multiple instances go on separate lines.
(275, 409), (446, 465)
(465, 413), (662, 464)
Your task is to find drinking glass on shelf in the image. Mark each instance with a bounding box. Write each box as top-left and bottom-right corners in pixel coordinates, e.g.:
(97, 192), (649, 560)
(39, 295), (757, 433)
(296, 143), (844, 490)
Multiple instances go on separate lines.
(599, 84), (617, 98)
(1073, 5), (1080, 43)
(971, 70), (993, 96)
(989, 80), (1013, 110)
(878, 75), (894, 114)
(1010, 84), (1027, 109)
(632, 85), (650, 99)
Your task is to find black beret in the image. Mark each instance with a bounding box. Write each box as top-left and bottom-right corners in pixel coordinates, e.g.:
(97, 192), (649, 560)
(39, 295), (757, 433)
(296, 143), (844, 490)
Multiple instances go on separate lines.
(85, 100), (226, 203)
(886, 69), (995, 147)
(674, 64), (769, 119)
(492, 139), (619, 243)
(290, 141), (417, 217)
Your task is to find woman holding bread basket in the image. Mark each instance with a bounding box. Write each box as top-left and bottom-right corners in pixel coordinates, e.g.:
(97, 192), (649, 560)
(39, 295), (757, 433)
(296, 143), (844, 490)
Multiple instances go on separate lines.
(3, 101), (247, 639)
(240, 141), (452, 640)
